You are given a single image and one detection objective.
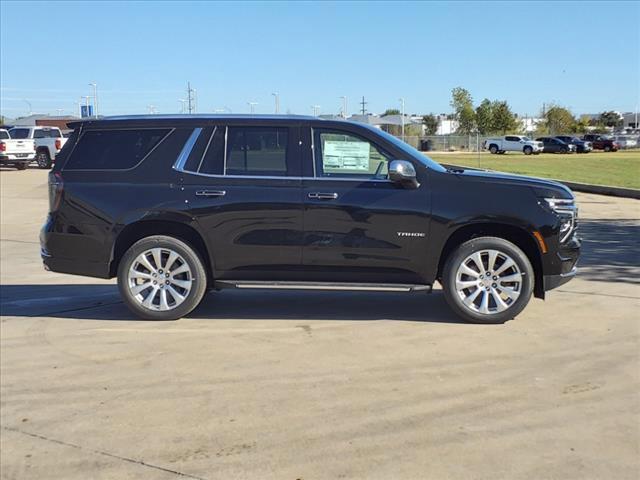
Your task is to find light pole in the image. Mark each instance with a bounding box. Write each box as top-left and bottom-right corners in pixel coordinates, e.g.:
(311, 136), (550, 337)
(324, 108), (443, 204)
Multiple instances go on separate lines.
(311, 105), (321, 116)
(178, 99), (187, 114)
(23, 99), (32, 116)
(340, 96), (348, 118)
(399, 97), (405, 141)
(247, 102), (258, 114)
(89, 82), (98, 117)
(272, 93), (280, 114)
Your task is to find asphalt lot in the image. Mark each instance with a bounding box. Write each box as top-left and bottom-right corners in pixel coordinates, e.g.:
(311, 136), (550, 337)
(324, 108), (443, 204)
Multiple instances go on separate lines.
(1, 168), (639, 480)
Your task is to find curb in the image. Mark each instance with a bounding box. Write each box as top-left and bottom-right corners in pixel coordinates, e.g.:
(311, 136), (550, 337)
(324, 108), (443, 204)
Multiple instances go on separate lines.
(557, 181), (640, 200)
(441, 164), (640, 200)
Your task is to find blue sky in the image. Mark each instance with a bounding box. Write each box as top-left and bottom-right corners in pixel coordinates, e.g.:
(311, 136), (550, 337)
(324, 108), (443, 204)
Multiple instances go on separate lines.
(1, 1), (638, 118)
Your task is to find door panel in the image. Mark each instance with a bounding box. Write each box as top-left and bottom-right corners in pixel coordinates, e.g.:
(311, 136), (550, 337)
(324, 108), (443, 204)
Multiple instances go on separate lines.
(302, 179), (430, 283)
(302, 127), (431, 283)
(180, 125), (303, 278)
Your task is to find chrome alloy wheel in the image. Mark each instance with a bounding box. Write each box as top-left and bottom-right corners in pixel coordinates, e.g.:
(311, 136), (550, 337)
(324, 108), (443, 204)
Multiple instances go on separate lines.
(455, 249), (523, 315)
(127, 248), (193, 311)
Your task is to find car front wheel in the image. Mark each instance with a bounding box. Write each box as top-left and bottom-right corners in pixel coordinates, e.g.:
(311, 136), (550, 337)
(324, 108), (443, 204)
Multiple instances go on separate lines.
(523, 146), (533, 155)
(442, 236), (534, 324)
(118, 235), (208, 320)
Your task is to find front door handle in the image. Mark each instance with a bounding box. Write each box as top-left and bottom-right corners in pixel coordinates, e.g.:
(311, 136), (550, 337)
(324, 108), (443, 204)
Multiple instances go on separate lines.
(195, 190), (226, 197)
(308, 192), (338, 200)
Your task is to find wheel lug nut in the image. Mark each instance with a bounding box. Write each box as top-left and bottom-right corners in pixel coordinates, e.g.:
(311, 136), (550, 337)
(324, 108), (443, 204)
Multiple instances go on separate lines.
(165, 280), (169, 285)
(493, 276), (497, 281)
(492, 283), (497, 288)
(480, 275), (484, 279)
(153, 280), (157, 285)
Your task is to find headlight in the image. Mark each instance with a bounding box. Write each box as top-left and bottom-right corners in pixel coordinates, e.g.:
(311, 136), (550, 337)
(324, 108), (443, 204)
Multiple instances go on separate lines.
(544, 198), (577, 242)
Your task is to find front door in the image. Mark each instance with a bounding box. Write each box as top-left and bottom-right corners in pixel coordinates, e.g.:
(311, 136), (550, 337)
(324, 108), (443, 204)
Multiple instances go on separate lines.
(302, 127), (430, 284)
(179, 125), (303, 279)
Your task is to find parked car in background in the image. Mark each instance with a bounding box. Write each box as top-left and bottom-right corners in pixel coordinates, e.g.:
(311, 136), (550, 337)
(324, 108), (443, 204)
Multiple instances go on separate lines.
(0, 128), (36, 170)
(612, 135), (637, 149)
(484, 135), (544, 155)
(41, 115), (580, 324)
(8, 126), (68, 168)
(555, 135), (592, 153)
(582, 134), (618, 152)
(535, 137), (576, 154)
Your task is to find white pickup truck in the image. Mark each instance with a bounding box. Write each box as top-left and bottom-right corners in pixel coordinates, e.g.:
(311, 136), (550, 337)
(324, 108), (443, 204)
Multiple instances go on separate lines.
(8, 126), (68, 169)
(0, 128), (36, 170)
(484, 135), (544, 155)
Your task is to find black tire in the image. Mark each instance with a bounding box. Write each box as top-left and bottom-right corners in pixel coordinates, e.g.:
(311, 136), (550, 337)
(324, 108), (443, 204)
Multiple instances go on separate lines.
(523, 146), (533, 155)
(489, 144), (498, 154)
(117, 235), (208, 320)
(15, 162), (27, 170)
(604, 145), (611, 152)
(441, 236), (534, 324)
(561, 147), (568, 154)
(36, 150), (52, 169)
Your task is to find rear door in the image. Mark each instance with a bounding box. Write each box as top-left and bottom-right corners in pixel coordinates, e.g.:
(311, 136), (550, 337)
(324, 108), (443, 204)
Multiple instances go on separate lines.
(300, 126), (430, 284)
(178, 124), (303, 279)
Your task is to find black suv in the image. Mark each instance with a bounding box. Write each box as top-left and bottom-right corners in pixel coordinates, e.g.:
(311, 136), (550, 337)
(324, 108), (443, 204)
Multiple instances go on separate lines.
(41, 115), (580, 324)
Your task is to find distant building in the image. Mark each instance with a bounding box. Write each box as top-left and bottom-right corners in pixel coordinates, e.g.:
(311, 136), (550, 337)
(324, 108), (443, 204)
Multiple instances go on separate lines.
(520, 117), (544, 133)
(9, 114), (79, 130)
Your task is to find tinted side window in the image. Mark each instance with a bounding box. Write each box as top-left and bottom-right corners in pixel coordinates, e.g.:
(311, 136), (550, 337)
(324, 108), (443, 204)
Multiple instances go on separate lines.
(64, 129), (170, 170)
(505, 136), (519, 142)
(225, 127), (288, 176)
(314, 130), (389, 178)
(34, 130), (49, 138)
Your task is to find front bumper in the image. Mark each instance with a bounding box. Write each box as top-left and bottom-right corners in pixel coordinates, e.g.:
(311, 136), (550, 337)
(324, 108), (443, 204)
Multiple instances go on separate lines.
(544, 266), (577, 291)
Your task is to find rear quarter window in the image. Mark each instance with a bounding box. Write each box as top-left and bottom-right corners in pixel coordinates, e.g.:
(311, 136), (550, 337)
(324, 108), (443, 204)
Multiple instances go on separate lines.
(64, 128), (170, 170)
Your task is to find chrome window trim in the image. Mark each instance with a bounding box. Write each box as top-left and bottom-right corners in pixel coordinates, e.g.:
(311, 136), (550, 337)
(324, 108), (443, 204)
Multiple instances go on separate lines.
(175, 169), (391, 183)
(223, 126), (228, 174)
(63, 127), (175, 172)
(311, 127), (316, 178)
(196, 126), (217, 173)
(172, 128), (202, 172)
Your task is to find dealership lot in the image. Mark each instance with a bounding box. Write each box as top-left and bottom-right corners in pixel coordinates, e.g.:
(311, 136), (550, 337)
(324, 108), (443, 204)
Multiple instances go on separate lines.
(1, 169), (638, 479)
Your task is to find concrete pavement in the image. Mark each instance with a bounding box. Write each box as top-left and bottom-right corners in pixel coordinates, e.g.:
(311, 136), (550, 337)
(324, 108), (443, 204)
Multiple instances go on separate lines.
(1, 168), (639, 479)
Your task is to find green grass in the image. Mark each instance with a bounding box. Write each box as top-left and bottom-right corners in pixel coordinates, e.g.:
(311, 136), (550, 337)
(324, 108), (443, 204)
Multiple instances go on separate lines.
(426, 150), (640, 190)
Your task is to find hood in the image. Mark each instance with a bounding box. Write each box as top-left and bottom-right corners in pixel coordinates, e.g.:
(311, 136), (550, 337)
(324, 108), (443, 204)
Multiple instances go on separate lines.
(447, 167), (574, 199)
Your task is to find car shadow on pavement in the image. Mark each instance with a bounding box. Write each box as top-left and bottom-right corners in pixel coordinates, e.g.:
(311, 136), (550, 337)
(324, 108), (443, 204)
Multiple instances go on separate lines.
(577, 218), (640, 285)
(0, 284), (466, 324)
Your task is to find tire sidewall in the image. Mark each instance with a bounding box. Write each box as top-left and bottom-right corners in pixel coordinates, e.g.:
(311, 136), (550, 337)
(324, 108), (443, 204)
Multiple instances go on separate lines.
(37, 150), (51, 169)
(117, 235), (207, 320)
(523, 146), (532, 155)
(442, 236), (534, 324)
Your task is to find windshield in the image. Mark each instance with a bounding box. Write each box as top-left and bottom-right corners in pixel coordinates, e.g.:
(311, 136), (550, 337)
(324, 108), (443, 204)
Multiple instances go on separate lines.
(9, 128), (30, 139)
(361, 125), (447, 172)
(0, 130), (9, 140)
(522, 136), (531, 141)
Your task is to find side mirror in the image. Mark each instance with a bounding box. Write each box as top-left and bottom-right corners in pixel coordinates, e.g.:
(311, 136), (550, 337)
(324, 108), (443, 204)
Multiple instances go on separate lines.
(388, 160), (419, 189)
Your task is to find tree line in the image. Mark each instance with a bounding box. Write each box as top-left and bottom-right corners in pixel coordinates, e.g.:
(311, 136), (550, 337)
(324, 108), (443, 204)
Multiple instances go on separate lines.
(380, 87), (624, 136)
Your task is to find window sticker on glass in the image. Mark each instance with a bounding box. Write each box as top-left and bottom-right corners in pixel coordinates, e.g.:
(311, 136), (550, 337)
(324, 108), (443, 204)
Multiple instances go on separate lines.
(323, 140), (370, 171)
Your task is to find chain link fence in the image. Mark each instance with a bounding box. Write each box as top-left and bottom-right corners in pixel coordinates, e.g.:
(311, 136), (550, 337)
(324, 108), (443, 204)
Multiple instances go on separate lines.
(400, 134), (497, 152)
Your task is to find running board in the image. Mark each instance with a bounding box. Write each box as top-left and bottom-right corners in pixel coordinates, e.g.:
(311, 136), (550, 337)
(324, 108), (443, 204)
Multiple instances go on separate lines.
(214, 280), (431, 293)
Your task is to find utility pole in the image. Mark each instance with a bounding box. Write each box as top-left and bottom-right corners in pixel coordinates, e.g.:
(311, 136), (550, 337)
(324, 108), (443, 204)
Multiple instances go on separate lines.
(89, 82), (98, 117)
(272, 93), (280, 114)
(247, 102), (258, 114)
(186, 82), (196, 114)
(340, 96), (348, 118)
(360, 96), (367, 115)
(399, 97), (405, 141)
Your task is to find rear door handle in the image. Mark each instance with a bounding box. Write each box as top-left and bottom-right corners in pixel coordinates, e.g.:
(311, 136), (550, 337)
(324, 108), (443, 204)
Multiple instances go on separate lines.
(308, 192), (338, 200)
(195, 190), (226, 197)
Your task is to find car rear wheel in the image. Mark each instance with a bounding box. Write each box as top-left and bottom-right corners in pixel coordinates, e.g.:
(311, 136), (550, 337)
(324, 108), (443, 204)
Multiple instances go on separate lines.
(523, 146), (533, 155)
(442, 236), (534, 324)
(604, 145), (611, 152)
(15, 162), (27, 170)
(118, 235), (208, 320)
(36, 150), (52, 169)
